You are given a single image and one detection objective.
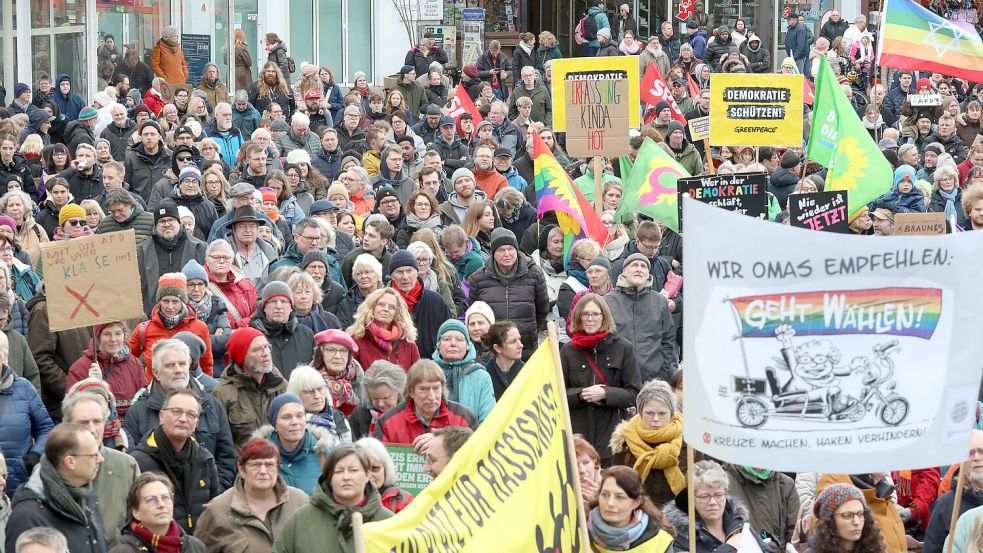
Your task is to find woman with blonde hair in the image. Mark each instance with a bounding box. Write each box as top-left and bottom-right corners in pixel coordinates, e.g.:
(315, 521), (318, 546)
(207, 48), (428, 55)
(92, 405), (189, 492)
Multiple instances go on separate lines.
(18, 135), (44, 180)
(185, 95), (209, 124)
(535, 31), (562, 73)
(384, 89), (414, 126)
(234, 28), (252, 90)
(79, 199), (105, 230)
(460, 200), (500, 254)
(347, 287), (420, 371)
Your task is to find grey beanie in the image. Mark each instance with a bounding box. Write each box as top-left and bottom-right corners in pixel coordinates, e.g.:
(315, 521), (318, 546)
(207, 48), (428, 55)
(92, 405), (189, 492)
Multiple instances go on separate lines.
(261, 281), (294, 308)
(588, 255), (612, 271)
(172, 331), (206, 364)
(451, 167), (476, 185)
(624, 252), (651, 271)
(490, 227), (518, 253)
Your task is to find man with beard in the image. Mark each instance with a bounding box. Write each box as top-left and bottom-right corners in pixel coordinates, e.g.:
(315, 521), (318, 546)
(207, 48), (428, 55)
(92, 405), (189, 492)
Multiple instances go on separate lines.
(276, 112), (321, 157)
(248, 62), (291, 117)
(369, 145), (415, 205)
(638, 36), (670, 82)
(111, 74), (130, 102)
(212, 327), (288, 449)
(412, 104), (443, 145)
(334, 106), (365, 151)
(125, 121), (172, 202)
(112, 45), (154, 95)
(870, 208), (895, 236)
(664, 120), (703, 175)
(471, 143), (509, 199)
(302, 88), (332, 134)
(247, 282), (316, 380)
(923, 430), (983, 552)
(397, 135), (423, 176)
(440, 167), (486, 225)
(205, 102), (244, 164)
(101, 103), (136, 161)
(486, 100), (522, 157)
(136, 203), (208, 314)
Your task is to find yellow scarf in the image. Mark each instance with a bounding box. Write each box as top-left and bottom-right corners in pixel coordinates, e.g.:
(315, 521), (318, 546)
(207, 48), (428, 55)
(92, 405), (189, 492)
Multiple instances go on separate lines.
(623, 413), (685, 495)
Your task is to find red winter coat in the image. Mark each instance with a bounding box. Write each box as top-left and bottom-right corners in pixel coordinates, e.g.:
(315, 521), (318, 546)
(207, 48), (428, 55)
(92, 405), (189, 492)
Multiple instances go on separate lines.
(352, 332), (420, 372)
(143, 89), (165, 117)
(892, 468), (941, 530)
(66, 344), (147, 416)
(380, 485), (413, 514)
(129, 305), (214, 380)
(373, 398), (478, 445)
(207, 267), (257, 329)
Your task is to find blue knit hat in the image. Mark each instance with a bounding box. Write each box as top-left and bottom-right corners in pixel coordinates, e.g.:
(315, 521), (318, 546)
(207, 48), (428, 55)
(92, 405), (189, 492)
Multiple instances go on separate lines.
(893, 165), (916, 188)
(182, 259), (208, 284)
(179, 164), (202, 184)
(267, 393), (304, 425)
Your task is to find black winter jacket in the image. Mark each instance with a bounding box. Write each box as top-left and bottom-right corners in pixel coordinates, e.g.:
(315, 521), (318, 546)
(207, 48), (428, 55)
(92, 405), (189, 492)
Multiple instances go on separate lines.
(64, 120), (95, 160)
(101, 119), (137, 162)
(248, 312), (315, 379)
(124, 143), (172, 202)
(406, 284), (453, 359)
(0, 155), (38, 199)
(57, 165), (104, 202)
(468, 253), (549, 353)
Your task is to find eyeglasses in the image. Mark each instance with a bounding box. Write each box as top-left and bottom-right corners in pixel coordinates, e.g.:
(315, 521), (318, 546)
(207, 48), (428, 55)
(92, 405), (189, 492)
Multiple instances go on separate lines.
(243, 460), (278, 471)
(69, 450), (103, 459)
(208, 254), (232, 262)
(694, 492), (726, 504)
(187, 281), (207, 289)
(969, 448), (983, 459)
(66, 219), (86, 227)
(0, 247), (12, 253)
(299, 234), (322, 242)
(162, 407), (200, 420)
(302, 386), (327, 397)
(142, 494), (173, 507)
(322, 345), (350, 356)
(581, 312), (603, 319)
(836, 510), (866, 522)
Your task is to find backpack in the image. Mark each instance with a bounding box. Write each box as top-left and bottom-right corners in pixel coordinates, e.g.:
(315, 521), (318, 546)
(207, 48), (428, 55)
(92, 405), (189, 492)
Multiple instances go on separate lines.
(575, 18), (588, 45)
(583, 13), (599, 42)
(286, 56), (297, 74)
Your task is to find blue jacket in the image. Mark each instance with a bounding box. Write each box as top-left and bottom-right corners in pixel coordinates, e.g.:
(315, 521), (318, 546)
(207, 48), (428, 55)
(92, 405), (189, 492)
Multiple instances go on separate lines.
(0, 364), (53, 495)
(256, 424), (337, 496)
(499, 165), (529, 192)
(688, 30), (708, 60)
(311, 148), (343, 181)
(869, 188), (927, 213)
(51, 74), (85, 121)
(232, 103), (261, 136)
(785, 23), (808, 61)
(586, 7), (611, 48)
(432, 337), (496, 423)
(205, 120), (245, 166)
(322, 83), (346, 121)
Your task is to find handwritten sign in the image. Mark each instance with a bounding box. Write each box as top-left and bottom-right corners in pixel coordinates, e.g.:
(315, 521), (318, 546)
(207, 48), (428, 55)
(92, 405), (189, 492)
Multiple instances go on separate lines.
(678, 172), (768, 227)
(710, 73), (804, 146)
(385, 444), (432, 497)
(41, 230), (143, 331)
(789, 191), (849, 233)
(909, 94), (943, 107)
(551, 56), (640, 132)
(564, 73), (630, 157)
(688, 116), (710, 141)
(894, 212), (946, 235)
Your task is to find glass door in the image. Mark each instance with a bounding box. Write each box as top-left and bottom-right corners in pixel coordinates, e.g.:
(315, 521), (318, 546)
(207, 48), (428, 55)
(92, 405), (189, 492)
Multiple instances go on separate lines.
(179, 0), (231, 90)
(96, 0), (172, 90)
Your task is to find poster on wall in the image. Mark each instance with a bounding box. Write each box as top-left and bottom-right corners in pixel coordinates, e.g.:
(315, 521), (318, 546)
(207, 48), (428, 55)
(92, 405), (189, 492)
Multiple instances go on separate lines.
(182, 34), (211, 87)
(461, 8), (484, 67)
(422, 25), (457, 67)
(682, 197), (983, 473)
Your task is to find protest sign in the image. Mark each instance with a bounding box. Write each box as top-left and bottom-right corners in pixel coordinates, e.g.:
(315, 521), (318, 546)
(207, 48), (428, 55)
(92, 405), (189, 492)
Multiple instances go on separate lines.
(40, 230), (143, 332)
(688, 116), (710, 141)
(363, 334), (586, 552)
(385, 444), (432, 497)
(789, 191), (850, 233)
(552, 56), (639, 132)
(682, 196), (983, 473)
(564, 74), (630, 157)
(677, 172), (768, 228)
(909, 94), (943, 107)
(640, 64), (687, 125)
(894, 212), (946, 235)
(710, 73), (804, 146)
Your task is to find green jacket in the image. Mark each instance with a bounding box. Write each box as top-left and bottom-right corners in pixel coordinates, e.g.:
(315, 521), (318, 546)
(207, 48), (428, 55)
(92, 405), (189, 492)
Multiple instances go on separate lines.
(96, 446), (141, 549)
(668, 142), (704, 177)
(272, 480), (393, 553)
(574, 169), (621, 204)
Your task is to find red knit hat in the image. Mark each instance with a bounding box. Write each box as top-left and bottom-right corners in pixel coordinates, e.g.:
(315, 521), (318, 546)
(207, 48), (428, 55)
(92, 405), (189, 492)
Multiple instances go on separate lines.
(916, 78), (932, 91)
(262, 190), (278, 204)
(226, 327), (265, 367)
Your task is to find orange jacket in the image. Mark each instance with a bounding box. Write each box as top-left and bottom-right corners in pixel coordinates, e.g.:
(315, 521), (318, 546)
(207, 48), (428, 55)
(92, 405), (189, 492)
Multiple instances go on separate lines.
(129, 304), (214, 380)
(817, 473), (907, 553)
(473, 168), (508, 199)
(151, 40), (189, 84)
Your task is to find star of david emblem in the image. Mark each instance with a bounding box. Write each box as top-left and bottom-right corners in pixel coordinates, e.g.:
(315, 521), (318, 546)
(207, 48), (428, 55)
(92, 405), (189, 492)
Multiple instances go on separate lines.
(922, 19), (964, 58)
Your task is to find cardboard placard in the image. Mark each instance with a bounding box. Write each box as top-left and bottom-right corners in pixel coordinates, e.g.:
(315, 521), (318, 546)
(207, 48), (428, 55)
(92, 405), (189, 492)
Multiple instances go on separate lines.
(689, 116), (710, 141)
(710, 73), (804, 146)
(564, 74), (630, 157)
(678, 172), (768, 227)
(41, 230), (143, 332)
(893, 212), (946, 235)
(551, 56), (640, 132)
(909, 94), (943, 107)
(385, 444), (432, 497)
(789, 191), (850, 233)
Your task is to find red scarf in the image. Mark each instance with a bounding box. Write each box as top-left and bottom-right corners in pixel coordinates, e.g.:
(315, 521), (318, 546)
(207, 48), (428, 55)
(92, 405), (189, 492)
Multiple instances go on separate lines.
(392, 279), (423, 312)
(130, 521), (182, 553)
(367, 321), (404, 352)
(570, 330), (608, 349)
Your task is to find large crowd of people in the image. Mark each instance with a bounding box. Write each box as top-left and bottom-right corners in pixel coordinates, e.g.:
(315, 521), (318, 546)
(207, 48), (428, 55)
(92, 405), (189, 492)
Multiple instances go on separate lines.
(0, 1), (981, 552)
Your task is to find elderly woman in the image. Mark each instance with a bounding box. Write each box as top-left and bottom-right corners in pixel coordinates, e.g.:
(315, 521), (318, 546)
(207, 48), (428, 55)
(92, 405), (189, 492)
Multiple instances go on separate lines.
(347, 287), (420, 371)
(556, 240), (604, 321)
(36, 177), (73, 238)
(54, 203), (95, 240)
(587, 465), (676, 553)
(288, 271), (340, 333)
(465, 300), (495, 366)
(287, 364), (352, 442)
(575, 435), (603, 504)
(1, 190), (48, 267)
(66, 321), (144, 417)
(610, 380), (685, 507)
(431, 319), (495, 423)
(408, 232), (465, 316)
(0, 331), (53, 495)
(356, 437), (414, 513)
(482, 320), (524, 401)
(928, 165), (965, 227)
(312, 329), (363, 416)
(373, 359), (478, 446)
(196, 439), (310, 553)
(252, 393), (335, 495)
(661, 460), (769, 553)
(348, 360), (406, 440)
(337, 253), (383, 328)
(533, 224), (567, 302)
(0, 234), (40, 302)
(271, 444), (394, 553)
(561, 293), (640, 467)
(111, 472), (208, 553)
(205, 239), (257, 329)
(805, 483), (887, 553)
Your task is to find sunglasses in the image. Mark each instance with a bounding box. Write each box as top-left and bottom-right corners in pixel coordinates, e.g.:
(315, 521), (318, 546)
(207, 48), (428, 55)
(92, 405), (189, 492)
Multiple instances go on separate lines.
(67, 219), (86, 227)
(176, 156), (192, 162)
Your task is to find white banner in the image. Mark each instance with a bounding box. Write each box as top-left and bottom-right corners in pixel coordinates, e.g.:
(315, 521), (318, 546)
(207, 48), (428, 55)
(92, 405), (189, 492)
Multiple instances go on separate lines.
(682, 197), (983, 473)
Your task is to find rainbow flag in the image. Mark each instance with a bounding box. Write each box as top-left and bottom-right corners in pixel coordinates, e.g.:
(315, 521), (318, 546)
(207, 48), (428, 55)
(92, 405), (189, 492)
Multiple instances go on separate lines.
(533, 134), (608, 260)
(729, 287), (942, 339)
(878, 0), (983, 83)
(616, 137), (690, 233)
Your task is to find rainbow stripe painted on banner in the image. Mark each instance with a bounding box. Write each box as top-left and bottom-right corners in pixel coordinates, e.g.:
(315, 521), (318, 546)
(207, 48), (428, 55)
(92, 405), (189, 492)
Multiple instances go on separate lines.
(729, 287), (942, 339)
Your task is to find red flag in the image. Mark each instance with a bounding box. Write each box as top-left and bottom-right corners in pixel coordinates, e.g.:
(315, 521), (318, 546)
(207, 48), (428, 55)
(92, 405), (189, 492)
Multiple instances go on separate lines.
(803, 78), (815, 106)
(447, 83), (483, 138)
(686, 71), (701, 101)
(640, 64), (687, 125)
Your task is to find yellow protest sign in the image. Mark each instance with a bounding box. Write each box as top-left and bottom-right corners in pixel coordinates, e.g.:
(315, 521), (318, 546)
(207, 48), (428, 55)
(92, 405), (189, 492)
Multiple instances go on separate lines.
(710, 73), (804, 146)
(362, 334), (586, 552)
(40, 230), (144, 331)
(552, 56), (639, 132)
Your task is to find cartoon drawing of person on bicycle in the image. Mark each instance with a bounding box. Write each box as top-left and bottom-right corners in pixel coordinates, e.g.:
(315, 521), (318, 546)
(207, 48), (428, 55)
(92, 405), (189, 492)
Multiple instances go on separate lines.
(774, 323), (854, 416)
